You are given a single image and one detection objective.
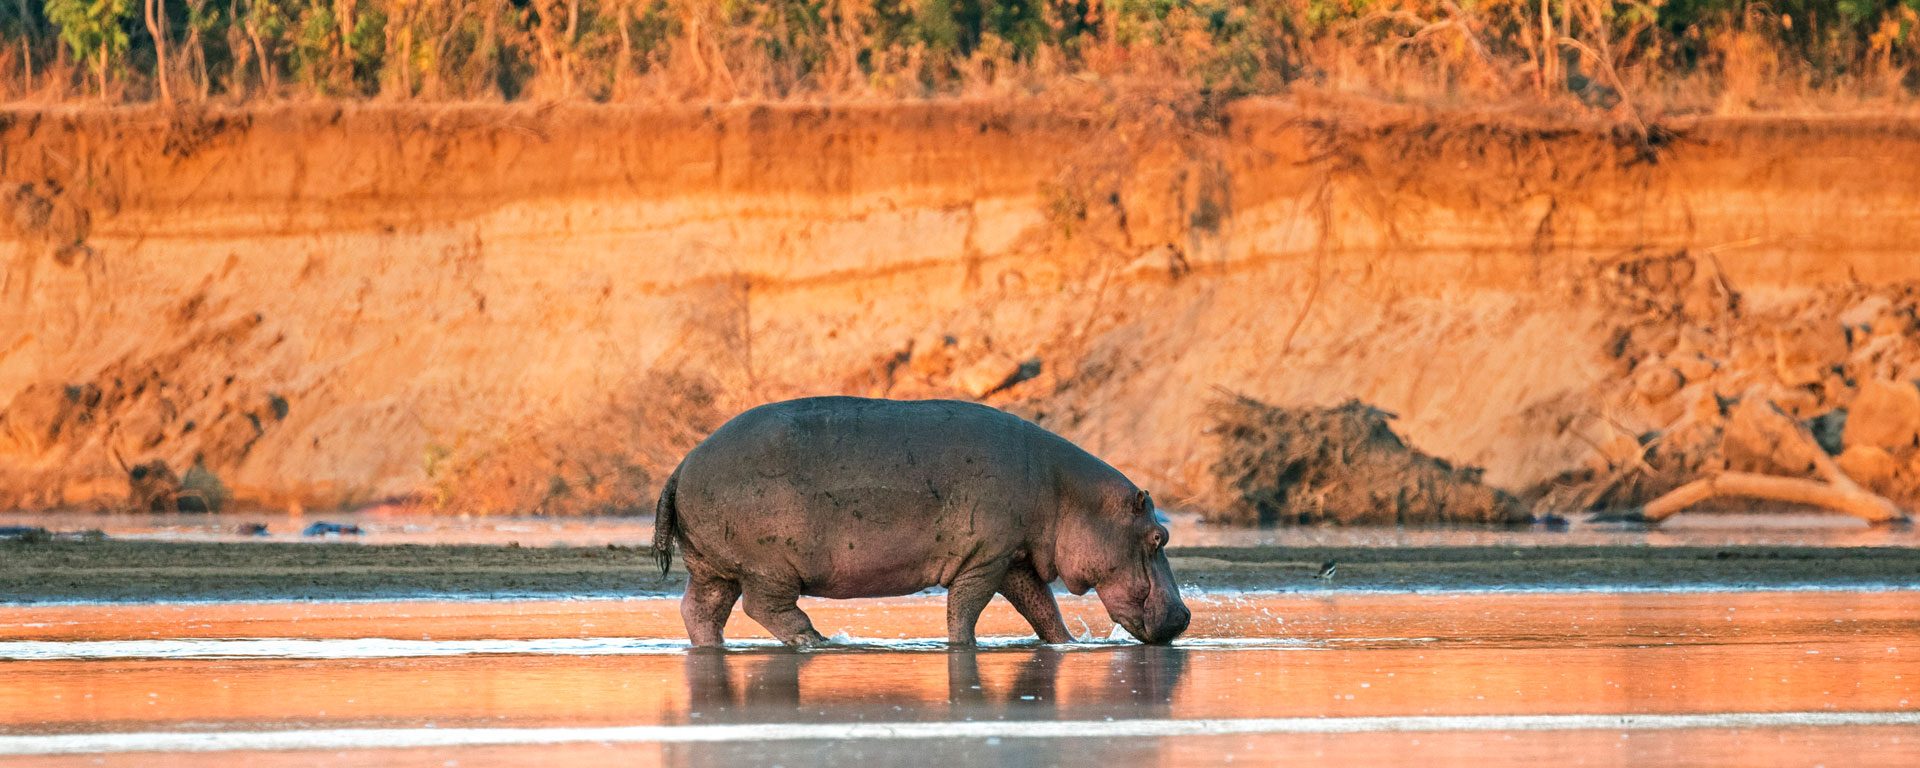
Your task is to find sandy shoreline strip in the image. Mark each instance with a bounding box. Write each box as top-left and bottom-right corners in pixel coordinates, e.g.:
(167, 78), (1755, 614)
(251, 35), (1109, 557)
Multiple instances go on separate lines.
(0, 541), (1914, 603)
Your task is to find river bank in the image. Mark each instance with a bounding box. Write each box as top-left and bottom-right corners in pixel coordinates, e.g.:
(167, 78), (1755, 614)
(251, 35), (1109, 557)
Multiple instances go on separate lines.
(3, 540), (1916, 603)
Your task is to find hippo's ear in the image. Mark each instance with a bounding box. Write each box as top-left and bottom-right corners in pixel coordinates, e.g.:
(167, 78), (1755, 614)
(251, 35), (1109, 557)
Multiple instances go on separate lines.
(1133, 489), (1152, 515)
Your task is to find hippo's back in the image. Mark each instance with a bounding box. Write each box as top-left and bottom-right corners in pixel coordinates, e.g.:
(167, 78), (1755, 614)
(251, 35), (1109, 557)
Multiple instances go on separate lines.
(680, 396), (1058, 507)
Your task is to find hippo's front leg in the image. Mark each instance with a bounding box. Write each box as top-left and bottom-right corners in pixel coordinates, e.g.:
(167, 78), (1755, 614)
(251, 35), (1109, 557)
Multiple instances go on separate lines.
(998, 563), (1072, 643)
(945, 565), (1011, 646)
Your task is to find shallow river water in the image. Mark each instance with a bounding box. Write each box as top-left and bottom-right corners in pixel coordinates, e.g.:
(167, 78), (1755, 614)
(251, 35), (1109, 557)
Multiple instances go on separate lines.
(0, 590), (1915, 766)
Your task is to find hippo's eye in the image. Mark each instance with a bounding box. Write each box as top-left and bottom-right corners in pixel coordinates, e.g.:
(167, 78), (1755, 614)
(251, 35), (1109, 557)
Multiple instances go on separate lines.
(1146, 528), (1167, 552)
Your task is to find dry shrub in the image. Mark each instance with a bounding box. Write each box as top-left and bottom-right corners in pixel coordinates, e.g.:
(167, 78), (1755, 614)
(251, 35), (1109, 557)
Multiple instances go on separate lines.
(424, 371), (724, 516)
(1713, 28), (1784, 114)
(1208, 394), (1530, 526)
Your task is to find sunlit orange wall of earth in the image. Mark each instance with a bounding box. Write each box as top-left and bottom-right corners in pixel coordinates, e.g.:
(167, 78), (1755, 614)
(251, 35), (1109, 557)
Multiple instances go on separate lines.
(5, 103), (1920, 510)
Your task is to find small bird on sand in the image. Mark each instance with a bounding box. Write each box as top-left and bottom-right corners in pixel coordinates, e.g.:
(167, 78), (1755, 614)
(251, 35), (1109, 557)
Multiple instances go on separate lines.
(1316, 560), (1338, 581)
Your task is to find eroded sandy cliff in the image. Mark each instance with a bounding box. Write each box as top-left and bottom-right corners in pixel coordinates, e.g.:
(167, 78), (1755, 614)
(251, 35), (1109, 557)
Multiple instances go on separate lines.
(5, 102), (1919, 513)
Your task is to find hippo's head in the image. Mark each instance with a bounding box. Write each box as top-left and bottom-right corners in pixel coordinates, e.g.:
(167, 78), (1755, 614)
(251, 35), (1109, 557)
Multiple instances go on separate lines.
(1056, 489), (1191, 644)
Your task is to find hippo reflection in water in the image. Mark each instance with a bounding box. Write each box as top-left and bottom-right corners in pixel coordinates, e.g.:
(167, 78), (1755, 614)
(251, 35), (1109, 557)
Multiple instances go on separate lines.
(684, 645), (1190, 719)
(653, 397), (1191, 647)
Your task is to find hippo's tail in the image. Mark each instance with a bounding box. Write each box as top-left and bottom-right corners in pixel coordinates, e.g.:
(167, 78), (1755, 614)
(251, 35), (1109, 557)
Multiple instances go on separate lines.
(651, 465), (682, 576)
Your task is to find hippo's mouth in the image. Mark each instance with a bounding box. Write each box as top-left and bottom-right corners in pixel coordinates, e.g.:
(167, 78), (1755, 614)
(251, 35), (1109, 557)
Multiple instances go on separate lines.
(1114, 605), (1190, 645)
(1108, 582), (1191, 645)
(1115, 617), (1156, 644)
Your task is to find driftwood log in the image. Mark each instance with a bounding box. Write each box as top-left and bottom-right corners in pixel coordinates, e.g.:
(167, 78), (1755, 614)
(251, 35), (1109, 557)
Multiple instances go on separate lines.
(1627, 399), (1909, 525)
(1639, 472), (1906, 523)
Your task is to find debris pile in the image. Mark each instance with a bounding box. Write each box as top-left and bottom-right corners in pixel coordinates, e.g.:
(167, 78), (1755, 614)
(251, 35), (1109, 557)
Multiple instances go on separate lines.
(1533, 251), (1919, 523)
(1207, 395), (1531, 525)
(0, 309), (286, 512)
(124, 458), (232, 514)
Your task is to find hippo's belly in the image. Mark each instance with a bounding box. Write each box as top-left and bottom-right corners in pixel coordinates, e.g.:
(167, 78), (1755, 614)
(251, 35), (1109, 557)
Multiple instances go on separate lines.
(679, 477), (1021, 597)
(797, 483), (1016, 597)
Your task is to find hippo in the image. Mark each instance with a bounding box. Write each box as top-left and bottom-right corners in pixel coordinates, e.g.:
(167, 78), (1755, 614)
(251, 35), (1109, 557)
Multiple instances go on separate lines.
(652, 397), (1190, 647)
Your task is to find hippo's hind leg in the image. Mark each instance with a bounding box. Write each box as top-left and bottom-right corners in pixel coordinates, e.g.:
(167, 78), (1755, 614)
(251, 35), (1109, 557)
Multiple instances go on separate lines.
(998, 562), (1072, 644)
(682, 560), (742, 648)
(741, 581), (827, 648)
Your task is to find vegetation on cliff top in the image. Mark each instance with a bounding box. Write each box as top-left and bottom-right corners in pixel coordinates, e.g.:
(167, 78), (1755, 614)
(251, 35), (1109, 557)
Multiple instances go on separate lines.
(2, 1), (1919, 114)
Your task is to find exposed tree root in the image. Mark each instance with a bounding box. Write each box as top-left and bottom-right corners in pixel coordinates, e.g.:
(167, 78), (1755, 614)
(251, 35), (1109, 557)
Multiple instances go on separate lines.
(1596, 399), (1911, 526)
(1624, 471), (1908, 524)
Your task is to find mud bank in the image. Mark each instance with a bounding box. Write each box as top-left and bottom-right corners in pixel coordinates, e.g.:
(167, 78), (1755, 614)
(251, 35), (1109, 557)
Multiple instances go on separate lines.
(6, 102), (1920, 513)
(3, 540), (1917, 602)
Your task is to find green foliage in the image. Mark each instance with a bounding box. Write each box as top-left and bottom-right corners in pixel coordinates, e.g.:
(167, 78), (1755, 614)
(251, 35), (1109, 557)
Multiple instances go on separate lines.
(5, 1), (48, 37)
(1840, 0), (1883, 25)
(287, 4), (334, 89)
(15, 0), (1920, 104)
(44, 0), (134, 77)
(347, 5), (384, 90)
